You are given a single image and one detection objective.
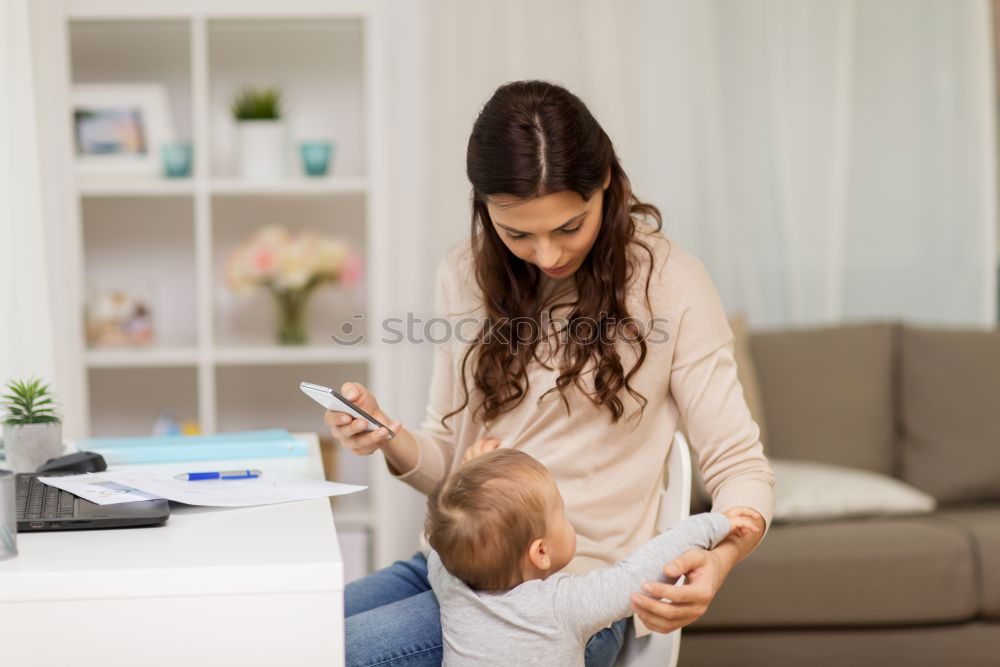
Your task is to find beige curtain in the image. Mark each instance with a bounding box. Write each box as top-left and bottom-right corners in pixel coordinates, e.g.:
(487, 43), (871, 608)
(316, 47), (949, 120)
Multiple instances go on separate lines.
(419, 0), (998, 327)
(0, 0), (85, 437)
(0, 0), (57, 387)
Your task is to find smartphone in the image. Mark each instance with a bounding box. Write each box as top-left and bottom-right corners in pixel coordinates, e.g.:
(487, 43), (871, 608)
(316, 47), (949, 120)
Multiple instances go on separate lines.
(300, 381), (395, 439)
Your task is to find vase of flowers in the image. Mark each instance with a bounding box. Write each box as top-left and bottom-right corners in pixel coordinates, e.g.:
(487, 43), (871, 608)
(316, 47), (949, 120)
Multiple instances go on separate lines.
(1, 378), (63, 473)
(225, 225), (362, 345)
(232, 86), (286, 181)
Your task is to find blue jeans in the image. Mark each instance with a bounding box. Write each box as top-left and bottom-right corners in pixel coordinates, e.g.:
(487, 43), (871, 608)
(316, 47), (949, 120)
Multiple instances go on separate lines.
(345, 552), (627, 666)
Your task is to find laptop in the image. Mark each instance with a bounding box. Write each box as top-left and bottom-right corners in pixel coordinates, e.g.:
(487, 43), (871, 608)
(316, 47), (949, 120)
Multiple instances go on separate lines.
(16, 472), (170, 531)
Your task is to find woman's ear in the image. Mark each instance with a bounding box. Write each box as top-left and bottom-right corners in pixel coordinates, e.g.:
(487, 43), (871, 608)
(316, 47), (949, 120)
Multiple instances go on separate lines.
(527, 537), (551, 571)
(602, 166), (612, 191)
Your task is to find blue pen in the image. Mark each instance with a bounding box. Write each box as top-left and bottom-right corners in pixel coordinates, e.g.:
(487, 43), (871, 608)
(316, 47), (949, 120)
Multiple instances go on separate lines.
(174, 469), (263, 481)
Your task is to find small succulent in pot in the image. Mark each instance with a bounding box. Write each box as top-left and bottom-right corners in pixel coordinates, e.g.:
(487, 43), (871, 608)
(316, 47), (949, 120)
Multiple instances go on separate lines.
(1, 378), (64, 473)
(231, 85), (283, 121)
(231, 85), (287, 180)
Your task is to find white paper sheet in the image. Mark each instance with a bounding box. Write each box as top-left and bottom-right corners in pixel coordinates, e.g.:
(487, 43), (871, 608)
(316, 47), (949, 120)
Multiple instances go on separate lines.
(37, 474), (162, 505)
(39, 470), (366, 507)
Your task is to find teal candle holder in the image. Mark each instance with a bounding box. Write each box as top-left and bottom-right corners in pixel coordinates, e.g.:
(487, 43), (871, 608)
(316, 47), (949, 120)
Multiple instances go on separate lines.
(299, 141), (334, 177)
(162, 142), (193, 179)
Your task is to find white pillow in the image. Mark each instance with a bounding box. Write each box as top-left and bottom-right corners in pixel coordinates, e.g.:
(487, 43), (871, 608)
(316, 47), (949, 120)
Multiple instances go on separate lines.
(771, 458), (937, 523)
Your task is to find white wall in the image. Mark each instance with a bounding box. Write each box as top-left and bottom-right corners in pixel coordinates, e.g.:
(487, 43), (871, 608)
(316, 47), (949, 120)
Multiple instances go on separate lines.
(409, 0), (997, 329)
(372, 0), (438, 564)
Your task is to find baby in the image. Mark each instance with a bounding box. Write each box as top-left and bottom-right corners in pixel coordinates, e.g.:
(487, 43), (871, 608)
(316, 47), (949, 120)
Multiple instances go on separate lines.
(425, 448), (760, 666)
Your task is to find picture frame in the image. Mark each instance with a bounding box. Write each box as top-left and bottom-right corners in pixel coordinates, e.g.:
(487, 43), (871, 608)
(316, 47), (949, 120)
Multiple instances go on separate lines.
(72, 83), (175, 179)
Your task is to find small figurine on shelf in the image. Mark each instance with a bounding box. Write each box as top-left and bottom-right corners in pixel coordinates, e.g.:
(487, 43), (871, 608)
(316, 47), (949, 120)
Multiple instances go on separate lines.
(224, 225), (363, 345)
(151, 411), (201, 436)
(85, 287), (155, 348)
(151, 411), (182, 436)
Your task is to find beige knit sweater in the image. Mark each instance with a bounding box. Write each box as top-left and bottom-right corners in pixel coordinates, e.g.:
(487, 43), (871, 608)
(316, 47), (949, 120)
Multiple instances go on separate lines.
(390, 224), (775, 578)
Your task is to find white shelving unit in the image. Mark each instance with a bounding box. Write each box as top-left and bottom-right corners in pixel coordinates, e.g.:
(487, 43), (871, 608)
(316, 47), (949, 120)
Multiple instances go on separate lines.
(78, 176), (369, 197)
(64, 0), (390, 578)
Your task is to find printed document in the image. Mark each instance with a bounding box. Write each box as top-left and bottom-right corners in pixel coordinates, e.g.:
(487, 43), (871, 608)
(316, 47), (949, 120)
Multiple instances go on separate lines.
(40, 470), (365, 507)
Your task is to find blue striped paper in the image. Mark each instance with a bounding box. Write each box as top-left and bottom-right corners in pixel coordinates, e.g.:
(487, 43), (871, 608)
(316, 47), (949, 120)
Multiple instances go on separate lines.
(78, 429), (308, 464)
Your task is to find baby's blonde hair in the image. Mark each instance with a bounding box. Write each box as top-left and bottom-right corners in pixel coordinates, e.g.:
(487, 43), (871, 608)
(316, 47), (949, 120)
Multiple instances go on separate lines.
(425, 449), (550, 591)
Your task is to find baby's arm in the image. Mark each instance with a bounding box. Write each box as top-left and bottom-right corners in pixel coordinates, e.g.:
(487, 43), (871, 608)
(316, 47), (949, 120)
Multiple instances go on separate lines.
(550, 511), (753, 640)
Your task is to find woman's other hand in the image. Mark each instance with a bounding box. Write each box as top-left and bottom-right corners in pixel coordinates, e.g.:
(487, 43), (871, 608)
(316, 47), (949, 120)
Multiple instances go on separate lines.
(629, 547), (731, 634)
(460, 437), (503, 464)
(323, 382), (402, 456)
(632, 506), (764, 632)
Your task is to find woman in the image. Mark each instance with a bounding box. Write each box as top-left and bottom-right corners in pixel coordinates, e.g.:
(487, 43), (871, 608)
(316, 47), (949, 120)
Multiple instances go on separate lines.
(328, 80), (774, 667)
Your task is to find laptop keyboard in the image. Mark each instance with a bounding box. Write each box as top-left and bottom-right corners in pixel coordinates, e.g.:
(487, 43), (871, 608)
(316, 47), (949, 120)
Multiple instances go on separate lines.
(16, 475), (77, 520)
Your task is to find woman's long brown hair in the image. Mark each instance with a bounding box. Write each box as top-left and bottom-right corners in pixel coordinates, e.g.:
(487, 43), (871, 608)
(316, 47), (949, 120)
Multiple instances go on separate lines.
(445, 80), (663, 428)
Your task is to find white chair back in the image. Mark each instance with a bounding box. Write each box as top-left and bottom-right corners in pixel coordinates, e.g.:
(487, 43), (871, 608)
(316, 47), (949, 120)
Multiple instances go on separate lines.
(615, 431), (693, 667)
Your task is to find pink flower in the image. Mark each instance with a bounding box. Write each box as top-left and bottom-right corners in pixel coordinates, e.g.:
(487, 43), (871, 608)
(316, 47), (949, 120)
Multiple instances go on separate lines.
(341, 251), (364, 288)
(224, 224), (359, 297)
(252, 246), (277, 276)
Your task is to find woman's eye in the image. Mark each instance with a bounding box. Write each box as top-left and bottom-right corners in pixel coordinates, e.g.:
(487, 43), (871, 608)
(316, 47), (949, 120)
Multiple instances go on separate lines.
(503, 224), (578, 240)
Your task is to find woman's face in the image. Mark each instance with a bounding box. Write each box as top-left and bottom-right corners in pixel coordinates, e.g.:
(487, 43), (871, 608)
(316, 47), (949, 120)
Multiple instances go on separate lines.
(486, 176), (609, 280)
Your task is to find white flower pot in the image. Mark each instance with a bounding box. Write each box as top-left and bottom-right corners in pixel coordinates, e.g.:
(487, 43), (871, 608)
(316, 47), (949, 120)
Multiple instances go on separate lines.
(1, 422), (64, 473)
(236, 120), (287, 180)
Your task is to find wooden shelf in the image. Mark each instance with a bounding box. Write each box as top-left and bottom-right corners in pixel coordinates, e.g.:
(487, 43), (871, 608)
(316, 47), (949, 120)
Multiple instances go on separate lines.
(213, 345), (370, 366)
(210, 177), (368, 196)
(67, 0), (374, 20)
(77, 177), (367, 198)
(86, 346), (199, 368)
(79, 179), (196, 197)
(86, 345), (370, 368)
(68, 3), (389, 575)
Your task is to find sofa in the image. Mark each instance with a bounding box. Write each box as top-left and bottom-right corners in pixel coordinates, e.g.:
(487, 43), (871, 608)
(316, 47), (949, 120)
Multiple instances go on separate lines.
(680, 321), (1000, 667)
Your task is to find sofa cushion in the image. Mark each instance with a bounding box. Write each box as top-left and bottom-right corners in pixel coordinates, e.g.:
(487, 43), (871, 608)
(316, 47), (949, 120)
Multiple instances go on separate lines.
(934, 506), (1000, 619)
(683, 622), (1000, 667)
(898, 325), (1000, 504)
(749, 322), (896, 475)
(770, 458), (936, 522)
(691, 516), (977, 628)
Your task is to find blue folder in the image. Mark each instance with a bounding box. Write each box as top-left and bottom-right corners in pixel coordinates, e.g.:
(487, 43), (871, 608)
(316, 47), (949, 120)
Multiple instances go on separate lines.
(78, 429), (309, 465)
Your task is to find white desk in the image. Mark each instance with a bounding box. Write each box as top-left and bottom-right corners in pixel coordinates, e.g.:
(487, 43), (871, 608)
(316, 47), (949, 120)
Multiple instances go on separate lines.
(0, 433), (345, 667)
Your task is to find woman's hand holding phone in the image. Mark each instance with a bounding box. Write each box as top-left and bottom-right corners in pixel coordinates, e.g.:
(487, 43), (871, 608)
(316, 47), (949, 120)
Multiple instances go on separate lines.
(323, 382), (402, 456)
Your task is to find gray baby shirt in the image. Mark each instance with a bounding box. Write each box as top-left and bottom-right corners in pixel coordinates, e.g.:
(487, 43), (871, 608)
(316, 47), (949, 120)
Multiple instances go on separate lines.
(428, 511), (732, 666)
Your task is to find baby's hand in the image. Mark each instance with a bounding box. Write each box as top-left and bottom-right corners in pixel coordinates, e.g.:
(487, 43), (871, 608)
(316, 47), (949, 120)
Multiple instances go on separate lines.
(460, 437), (503, 464)
(722, 508), (763, 538)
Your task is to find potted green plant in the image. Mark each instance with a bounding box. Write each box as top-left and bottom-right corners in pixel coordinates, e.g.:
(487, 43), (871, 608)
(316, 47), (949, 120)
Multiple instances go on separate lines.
(1, 378), (63, 473)
(231, 85), (286, 181)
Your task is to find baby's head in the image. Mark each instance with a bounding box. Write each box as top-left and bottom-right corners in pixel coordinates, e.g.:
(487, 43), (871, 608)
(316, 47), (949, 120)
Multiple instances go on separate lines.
(425, 449), (576, 591)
